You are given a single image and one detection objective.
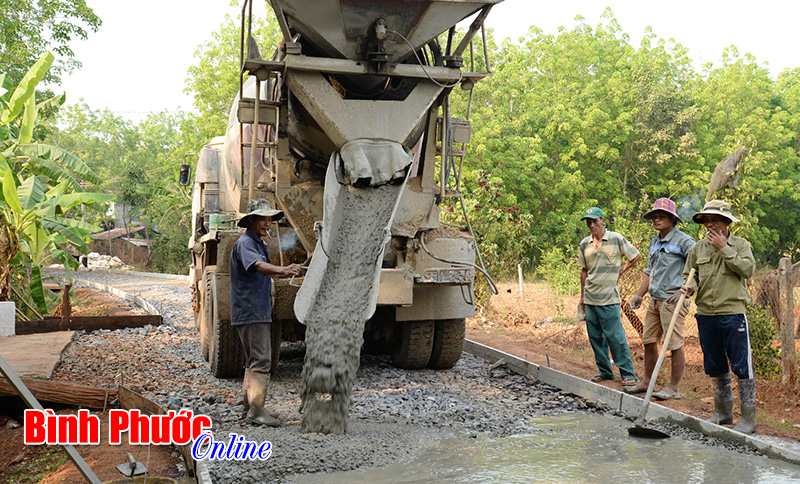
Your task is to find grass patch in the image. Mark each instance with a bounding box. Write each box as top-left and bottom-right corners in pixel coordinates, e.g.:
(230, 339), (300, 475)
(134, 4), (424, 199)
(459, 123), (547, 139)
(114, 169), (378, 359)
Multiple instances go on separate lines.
(6, 447), (68, 484)
(70, 294), (116, 317)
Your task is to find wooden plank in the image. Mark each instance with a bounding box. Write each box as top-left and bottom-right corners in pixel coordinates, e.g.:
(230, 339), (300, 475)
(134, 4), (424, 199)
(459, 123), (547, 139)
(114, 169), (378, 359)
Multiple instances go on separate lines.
(0, 377), (116, 409)
(118, 385), (164, 416)
(15, 315), (162, 335)
(779, 258), (797, 386)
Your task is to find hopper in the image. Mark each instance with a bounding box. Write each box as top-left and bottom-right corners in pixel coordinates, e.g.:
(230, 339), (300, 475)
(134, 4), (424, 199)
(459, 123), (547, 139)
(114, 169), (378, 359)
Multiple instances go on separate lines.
(270, 0), (501, 62)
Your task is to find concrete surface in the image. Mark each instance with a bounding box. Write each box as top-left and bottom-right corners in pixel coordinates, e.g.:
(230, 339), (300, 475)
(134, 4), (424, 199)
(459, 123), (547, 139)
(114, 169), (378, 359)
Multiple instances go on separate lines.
(0, 331), (75, 378)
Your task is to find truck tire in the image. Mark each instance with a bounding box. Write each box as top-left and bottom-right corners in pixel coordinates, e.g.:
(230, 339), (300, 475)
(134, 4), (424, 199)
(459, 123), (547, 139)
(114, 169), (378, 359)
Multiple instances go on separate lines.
(427, 318), (465, 369)
(270, 321), (281, 375)
(192, 280), (202, 329)
(208, 271), (245, 378)
(389, 320), (434, 369)
(200, 267), (215, 362)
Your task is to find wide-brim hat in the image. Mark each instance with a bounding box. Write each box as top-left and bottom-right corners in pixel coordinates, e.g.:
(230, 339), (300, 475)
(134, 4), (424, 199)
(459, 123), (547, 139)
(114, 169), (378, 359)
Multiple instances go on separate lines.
(643, 197), (683, 224)
(691, 199), (740, 224)
(237, 198), (284, 228)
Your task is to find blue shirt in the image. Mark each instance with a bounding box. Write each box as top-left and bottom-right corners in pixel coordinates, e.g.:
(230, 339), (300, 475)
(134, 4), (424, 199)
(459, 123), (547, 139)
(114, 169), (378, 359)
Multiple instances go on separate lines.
(644, 227), (695, 301)
(229, 230), (272, 325)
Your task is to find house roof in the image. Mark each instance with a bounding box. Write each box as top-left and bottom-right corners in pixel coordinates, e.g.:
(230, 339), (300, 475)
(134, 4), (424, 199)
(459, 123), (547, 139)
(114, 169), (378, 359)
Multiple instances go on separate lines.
(91, 226), (147, 240)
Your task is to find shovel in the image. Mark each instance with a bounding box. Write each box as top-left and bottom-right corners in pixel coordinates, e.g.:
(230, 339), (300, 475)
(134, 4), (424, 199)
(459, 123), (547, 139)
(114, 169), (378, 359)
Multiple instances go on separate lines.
(628, 268), (695, 439)
(116, 452), (147, 477)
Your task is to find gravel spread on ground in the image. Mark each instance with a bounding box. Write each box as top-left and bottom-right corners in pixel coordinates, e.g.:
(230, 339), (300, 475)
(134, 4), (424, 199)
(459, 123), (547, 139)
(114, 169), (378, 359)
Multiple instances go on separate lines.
(45, 268), (755, 483)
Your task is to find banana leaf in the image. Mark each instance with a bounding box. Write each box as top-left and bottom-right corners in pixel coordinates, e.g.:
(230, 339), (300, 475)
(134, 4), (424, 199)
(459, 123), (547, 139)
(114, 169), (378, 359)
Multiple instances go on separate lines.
(29, 264), (48, 313)
(1, 52), (54, 125)
(15, 144), (101, 184)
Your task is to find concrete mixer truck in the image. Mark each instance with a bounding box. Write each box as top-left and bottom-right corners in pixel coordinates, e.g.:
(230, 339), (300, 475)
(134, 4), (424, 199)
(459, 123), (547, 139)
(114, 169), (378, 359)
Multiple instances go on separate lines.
(184, 0), (501, 433)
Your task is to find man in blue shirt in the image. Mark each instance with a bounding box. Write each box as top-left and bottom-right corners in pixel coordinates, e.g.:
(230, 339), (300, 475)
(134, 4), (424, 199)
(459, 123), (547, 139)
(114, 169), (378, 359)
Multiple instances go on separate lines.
(627, 198), (695, 400)
(231, 199), (301, 426)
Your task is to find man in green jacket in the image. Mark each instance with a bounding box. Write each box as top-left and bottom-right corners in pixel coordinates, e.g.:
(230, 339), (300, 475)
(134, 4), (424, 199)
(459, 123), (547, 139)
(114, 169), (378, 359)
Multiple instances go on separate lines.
(681, 200), (757, 434)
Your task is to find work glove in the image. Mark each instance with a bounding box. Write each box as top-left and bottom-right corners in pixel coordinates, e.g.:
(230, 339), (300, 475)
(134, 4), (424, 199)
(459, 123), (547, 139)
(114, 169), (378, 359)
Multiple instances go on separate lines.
(629, 294), (643, 309)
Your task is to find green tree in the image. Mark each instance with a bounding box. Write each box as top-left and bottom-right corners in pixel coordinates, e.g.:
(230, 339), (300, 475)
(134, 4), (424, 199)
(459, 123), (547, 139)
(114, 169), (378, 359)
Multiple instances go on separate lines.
(691, 48), (800, 262)
(458, 11), (700, 264)
(183, 12), (281, 150)
(0, 0), (101, 84)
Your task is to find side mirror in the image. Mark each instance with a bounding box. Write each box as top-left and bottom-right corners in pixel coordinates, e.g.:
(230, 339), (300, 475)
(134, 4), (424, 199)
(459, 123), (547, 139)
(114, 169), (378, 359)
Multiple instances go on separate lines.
(179, 164), (191, 186)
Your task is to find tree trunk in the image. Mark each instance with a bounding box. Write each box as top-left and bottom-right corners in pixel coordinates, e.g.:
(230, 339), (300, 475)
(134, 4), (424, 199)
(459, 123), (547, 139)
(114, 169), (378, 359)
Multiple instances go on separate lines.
(0, 226), (19, 302)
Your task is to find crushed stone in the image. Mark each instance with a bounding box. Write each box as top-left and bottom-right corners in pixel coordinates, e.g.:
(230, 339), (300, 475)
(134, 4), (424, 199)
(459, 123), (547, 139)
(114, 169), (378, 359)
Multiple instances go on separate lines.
(44, 269), (759, 483)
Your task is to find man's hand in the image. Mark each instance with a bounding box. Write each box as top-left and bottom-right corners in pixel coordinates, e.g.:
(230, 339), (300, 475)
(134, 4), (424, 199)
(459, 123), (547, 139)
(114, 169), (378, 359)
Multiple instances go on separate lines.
(282, 263), (303, 277)
(679, 284), (695, 297)
(666, 291), (682, 304)
(629, 294), (643, 309)
(706, 228), (727, 250)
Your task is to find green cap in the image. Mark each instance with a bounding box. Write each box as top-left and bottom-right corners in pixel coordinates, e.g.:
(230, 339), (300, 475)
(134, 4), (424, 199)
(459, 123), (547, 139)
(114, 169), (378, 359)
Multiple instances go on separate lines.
(581, 207), (604, 221)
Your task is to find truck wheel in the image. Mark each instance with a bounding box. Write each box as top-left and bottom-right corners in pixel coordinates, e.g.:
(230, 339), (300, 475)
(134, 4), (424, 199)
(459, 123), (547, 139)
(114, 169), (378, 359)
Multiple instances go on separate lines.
(208, 272), (245, 378)
(200, 267), (215, 361)
(427, 318), (465, 369)
(270, 321), (282, 375)
(192, 280), (202, 329)
(389, 321), (434, 369)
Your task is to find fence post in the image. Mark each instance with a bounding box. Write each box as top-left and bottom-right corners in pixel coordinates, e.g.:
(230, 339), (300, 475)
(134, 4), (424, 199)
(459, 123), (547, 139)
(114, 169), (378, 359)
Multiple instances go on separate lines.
(518, 264), (524, 296)
(779, 257), (796, 386)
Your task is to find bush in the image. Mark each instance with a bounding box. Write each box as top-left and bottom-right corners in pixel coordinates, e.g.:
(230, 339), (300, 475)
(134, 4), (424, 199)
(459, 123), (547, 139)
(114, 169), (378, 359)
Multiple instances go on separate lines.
(472, 275), (495, 315)
(149, 230), (190, 275)
(746, 303), (781, 378)
(536, 247), (579, 296)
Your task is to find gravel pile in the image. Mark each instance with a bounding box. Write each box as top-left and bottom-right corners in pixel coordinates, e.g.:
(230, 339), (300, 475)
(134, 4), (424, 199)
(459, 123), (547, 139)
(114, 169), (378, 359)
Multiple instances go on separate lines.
(45, 269), (608, 483)
(47, 252), (131, 270)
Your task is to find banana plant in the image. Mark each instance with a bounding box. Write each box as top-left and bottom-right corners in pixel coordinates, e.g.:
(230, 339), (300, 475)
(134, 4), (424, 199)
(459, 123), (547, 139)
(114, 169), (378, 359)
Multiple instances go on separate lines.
(1, 51), (113, 313)
(1, 168), (113, 311)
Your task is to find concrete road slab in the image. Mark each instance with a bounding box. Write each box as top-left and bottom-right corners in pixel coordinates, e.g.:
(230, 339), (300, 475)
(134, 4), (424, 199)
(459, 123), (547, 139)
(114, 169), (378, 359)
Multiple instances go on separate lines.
(0, 331), (75, 378)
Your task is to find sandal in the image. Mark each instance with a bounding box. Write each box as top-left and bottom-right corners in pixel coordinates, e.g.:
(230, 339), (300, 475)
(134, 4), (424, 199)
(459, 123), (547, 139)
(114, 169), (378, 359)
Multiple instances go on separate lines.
(620, 378), (638, 386)
(590, 374), (613, 383)
(623, 382), (646, 394)
(652, 389), (682, 400)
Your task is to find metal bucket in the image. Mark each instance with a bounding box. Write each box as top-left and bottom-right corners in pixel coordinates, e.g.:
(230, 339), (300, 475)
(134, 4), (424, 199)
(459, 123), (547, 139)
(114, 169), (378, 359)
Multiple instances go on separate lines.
(209, 213), (234, 230)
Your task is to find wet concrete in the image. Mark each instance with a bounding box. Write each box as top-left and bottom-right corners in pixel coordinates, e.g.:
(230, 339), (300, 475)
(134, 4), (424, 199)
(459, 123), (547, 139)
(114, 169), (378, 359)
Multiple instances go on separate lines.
(293, 413), (800, 484)
(298, 165), (403, 434)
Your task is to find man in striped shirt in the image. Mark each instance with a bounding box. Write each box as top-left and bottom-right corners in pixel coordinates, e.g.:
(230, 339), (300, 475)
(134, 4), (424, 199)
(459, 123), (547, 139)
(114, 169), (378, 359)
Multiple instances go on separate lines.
(578, 207), (641, 388)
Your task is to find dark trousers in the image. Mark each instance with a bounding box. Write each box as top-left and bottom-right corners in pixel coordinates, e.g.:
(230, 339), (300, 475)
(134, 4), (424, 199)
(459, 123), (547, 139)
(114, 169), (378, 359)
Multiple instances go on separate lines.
(696, 314), (753, 379)
(234, 322), (271, 373)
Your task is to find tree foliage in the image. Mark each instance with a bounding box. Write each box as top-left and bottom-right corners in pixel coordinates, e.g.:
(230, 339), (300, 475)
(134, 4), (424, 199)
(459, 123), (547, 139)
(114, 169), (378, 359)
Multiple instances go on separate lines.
(183, 12), (281, 150)
(453, 11), (800, 271)
(1, 51), (111, 312)
(38, 8), (800, 280)
(0, 0), (101, 85)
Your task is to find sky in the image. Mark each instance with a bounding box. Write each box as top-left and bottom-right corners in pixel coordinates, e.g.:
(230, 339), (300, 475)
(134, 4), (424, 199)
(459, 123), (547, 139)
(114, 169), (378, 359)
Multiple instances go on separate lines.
(57, 0), (800, 123)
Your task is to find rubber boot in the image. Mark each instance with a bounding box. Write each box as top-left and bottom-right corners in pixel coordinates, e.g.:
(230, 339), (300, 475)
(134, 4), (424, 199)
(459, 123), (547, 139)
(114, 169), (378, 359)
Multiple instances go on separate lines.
(242, 370), (279, 419)
(733, 378), (756, 434)
(242, 370), (251, 415)
(245, 371), (281, 427)
(707, 373), (733, 425)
